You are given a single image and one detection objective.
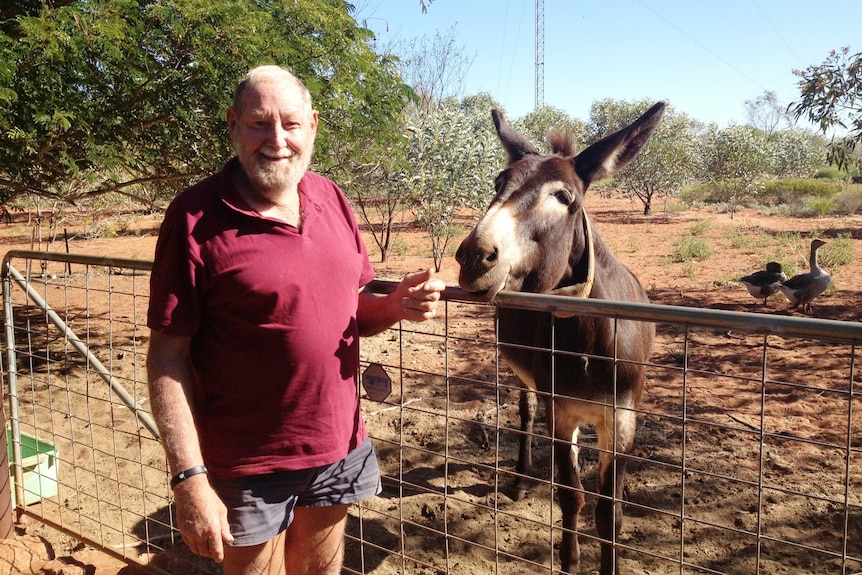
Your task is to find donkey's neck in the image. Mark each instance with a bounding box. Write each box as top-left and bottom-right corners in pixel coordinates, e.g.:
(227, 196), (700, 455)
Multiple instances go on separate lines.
(558, 209), (598, 290)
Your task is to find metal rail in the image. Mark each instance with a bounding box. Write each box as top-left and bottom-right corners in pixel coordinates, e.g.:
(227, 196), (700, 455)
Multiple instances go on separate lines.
(369, 278), (862, 342)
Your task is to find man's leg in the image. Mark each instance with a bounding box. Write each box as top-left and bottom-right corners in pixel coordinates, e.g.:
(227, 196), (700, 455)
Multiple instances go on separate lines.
(223, 531), (286, 575)
(284, 505), (348, 575)
(284, 504), (349, 575)
(220, 504), (348, 575)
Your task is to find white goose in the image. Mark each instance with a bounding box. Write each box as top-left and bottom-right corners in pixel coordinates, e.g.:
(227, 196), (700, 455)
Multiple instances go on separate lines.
(739, 261), (787, 305)
(779, 239), (831, 314)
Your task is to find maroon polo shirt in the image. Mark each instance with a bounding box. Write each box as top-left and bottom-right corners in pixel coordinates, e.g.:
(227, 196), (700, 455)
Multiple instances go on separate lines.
(148, 159), (375, 476)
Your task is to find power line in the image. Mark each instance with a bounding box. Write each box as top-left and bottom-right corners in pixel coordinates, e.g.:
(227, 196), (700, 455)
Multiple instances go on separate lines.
(636, 0), (769, 94)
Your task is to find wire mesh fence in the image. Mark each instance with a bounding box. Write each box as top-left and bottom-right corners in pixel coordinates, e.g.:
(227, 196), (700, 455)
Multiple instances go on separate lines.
(2, 250), (861, 574)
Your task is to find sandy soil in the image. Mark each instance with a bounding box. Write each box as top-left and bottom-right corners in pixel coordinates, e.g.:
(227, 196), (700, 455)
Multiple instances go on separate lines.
(1, 193), (860, 574)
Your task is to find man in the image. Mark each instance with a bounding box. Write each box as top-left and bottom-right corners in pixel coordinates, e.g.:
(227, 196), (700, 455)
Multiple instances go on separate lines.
(146, 65), (444, 575)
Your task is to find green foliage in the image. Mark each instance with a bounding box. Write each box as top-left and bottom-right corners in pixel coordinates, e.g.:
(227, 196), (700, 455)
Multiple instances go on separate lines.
(764, 129), (826, 178)
(802, 196), (837, 217)
(722, 228), (753, 250)
(671, 236), (712, 263)
(1, 0), (411, 210)
(791, 47), (862, 171)
(399, 98), (501, 271)
(677, 182), (713, 205)
(586, 99), (699, 215)
(698, 124), (769, 217)
(760, 178), (841, 203)
(514, 105), (586, 154)
(819, 233), (854, 267)
(815, 165), (849, 180)
(681, 176), (858, 217)
(687, 221), (712, 236)
(834, 184), (862, 214)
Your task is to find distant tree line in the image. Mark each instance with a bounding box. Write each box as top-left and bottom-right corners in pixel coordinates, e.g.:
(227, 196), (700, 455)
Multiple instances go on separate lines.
(1, 2), (860, 267)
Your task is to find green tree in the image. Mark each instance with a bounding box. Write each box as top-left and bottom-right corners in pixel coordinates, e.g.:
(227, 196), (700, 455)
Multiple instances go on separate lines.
(765, 129), (826, 178)
(585, 98), (698, 215)
(514, 105), (586, 154)
(791, 47), (862, 171)
(400, 99), (500, 272)
(744, 90), (787, 139)
(0, 0), (411, 211)
(334, 125), (412, 263)
(342, 20), (474, 262)
(699, 124), (769, 218)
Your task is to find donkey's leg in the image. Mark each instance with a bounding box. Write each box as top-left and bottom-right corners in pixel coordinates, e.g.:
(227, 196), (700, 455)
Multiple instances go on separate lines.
(554, 417), (585, 574)
(514, 389), (538, 500)
(595, 407), (637, 575)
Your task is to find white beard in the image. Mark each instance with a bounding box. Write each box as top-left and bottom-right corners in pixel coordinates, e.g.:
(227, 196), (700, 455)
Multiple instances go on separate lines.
(233, 140), (313, 195)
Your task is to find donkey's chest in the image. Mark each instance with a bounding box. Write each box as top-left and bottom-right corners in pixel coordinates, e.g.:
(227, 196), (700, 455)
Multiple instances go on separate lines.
(497, 308), (618, 394)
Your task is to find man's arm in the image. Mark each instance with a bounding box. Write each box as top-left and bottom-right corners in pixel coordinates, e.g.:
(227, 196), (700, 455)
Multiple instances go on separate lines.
(147, 331), (203, 472)
(146, 330), (233, 561)
(357, 268), (445, 337)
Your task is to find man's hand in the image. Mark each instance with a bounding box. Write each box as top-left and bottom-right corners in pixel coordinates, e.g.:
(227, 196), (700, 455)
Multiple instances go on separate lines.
(396, 268), (445, 322)
(358, 268), (447, 336)
(173, 476), (234, 562)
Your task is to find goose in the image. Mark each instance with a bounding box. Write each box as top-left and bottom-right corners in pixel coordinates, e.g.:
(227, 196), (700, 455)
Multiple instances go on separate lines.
(779, 239), (831, 313)
(739, 261), (787, 305)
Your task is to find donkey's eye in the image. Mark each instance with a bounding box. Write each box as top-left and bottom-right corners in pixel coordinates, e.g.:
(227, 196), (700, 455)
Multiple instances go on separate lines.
(553, 190), (572, 206)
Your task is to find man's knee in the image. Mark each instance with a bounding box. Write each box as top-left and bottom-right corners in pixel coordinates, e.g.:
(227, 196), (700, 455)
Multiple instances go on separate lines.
(284, 505), (348, 574)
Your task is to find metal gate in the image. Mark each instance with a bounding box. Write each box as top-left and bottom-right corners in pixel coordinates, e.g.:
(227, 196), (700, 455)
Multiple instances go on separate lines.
(2, 250), (860, 574)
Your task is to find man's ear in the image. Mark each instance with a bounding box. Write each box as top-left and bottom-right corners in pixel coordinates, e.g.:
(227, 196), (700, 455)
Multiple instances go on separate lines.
(226, 107), (237, 137)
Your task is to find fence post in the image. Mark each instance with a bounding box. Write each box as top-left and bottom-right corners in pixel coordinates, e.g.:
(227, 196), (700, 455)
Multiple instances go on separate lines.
(0, 264), (14, 537)
(0, 409), (12, 538)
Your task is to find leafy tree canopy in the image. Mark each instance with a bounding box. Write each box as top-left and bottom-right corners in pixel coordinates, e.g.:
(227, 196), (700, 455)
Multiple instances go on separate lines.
(585, 98), (699, 214)
(514, 105), (586, 154)
(0, 0), (413, 208)
(698, 124), (769, 217)
(791, 47), (862, 171)
(401, 98), (500, 271)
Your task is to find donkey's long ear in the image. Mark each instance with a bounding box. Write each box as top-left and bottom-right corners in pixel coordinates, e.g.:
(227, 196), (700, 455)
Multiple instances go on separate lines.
(574, 102), (666, 188)
(492, 108), (539, 164)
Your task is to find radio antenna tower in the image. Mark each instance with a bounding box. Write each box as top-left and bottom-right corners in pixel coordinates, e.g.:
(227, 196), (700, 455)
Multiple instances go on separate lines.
(534, 0), (545, 109)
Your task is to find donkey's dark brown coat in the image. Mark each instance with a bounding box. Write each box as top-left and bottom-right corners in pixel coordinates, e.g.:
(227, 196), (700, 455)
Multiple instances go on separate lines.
(456, 103), (664, 574)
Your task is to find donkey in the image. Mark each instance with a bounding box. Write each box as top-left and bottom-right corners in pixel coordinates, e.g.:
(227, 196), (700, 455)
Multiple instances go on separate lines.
(455, 102), (664, 574)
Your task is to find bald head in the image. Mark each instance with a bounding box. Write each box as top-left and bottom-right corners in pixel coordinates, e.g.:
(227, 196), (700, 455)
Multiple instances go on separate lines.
(232, 65), (313, 117)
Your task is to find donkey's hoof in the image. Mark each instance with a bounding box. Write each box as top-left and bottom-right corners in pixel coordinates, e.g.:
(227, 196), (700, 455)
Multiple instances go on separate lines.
(511, 479), (532, 501)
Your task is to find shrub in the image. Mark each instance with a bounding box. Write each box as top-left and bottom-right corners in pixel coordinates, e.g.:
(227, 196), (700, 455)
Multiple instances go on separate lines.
(688, 221), (712, 236)
(820, 233), (854, 267)
(723, 228), (753, 249)
(672, 236), (712, 262)
(802, 196), (838, 217)
(814, 166), (848, 180)
(760, 178), (841, 205)
(835, 184), (862, 214)
(678, 182), (714, 205)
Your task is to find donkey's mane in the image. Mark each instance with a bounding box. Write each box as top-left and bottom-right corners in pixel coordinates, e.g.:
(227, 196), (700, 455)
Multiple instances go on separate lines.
(547, 129), (576, 157)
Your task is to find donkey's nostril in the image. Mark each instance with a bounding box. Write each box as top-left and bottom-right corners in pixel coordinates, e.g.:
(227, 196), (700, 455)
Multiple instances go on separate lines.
(455, 245), (466, 264)
(486, 248), (499, 263)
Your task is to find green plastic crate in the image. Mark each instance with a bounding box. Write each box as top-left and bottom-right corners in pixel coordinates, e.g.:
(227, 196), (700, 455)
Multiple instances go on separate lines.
(6, 429), (59, 506)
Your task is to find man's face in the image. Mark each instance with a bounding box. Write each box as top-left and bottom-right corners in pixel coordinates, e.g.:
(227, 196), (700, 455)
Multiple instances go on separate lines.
(227, 79), (319, 194)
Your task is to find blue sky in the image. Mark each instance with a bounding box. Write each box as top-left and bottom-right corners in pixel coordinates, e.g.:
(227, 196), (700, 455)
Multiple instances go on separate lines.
(355, 0), (861, 129)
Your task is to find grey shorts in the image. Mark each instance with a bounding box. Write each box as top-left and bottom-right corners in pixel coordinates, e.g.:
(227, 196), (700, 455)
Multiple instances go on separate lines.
(210, 437), (382, 546)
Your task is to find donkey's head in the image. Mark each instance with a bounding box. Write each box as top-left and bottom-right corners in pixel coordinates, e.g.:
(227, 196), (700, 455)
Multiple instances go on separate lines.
(455, 102), (665, 300)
